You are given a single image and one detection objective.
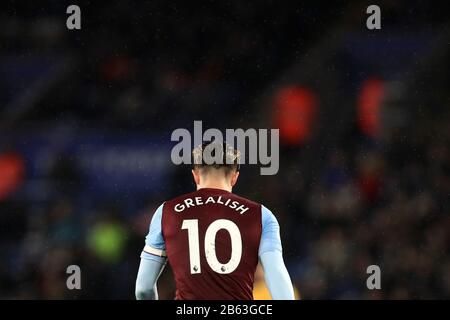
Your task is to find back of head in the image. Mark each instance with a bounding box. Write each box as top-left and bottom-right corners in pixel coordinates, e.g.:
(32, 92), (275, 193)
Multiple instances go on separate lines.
(192, 141), (240, 178)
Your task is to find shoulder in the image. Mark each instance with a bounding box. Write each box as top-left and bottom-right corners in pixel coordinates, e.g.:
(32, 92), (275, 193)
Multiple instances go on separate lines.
(261, 205), (279, 227)
(229, 193), (262, 209)
(163, 191), (199, 206)
(148, 203), (164, 225)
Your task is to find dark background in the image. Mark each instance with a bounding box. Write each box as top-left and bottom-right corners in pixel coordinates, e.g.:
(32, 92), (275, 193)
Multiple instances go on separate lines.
(0, 0), (449, 299)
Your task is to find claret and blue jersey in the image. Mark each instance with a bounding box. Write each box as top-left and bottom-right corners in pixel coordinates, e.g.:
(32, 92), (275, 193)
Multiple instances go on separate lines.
(136, 188), (294, 300)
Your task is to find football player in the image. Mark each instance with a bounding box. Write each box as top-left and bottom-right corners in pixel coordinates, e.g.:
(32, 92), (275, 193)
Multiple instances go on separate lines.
(135, 142), (294, 300)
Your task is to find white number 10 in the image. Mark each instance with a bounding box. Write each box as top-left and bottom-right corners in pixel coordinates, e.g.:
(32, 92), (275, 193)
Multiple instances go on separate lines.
(181, 219), (242, 274)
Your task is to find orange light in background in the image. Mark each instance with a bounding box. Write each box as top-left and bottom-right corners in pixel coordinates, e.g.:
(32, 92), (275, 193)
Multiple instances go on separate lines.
(357, 77), (385, 138)
(0, 153), (25, 200)
(273, 86), (317, 146)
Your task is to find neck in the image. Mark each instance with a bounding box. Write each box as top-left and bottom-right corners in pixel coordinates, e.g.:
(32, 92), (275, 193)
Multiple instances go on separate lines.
(197, 181), (232, 192)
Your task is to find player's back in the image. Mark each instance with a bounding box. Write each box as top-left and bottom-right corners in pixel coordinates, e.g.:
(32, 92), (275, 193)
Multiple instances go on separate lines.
(162, 187), (262, 300)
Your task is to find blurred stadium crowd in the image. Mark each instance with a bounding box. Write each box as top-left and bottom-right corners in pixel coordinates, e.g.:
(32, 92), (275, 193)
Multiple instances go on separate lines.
(0, 1), (449, 299)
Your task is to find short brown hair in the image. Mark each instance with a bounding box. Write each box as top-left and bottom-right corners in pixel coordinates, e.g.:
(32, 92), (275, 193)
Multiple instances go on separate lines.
(192, 141), (240, 175)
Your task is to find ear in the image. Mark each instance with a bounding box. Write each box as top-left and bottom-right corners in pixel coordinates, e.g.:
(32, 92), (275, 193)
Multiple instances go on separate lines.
(230, 171), (239, 187)
(192, 169), (201, 186)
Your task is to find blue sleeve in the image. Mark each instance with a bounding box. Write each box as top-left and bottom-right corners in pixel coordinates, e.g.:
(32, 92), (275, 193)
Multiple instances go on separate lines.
(258, 206), (295, 300)
(258, 205), (282, 256)
(135, 257), (166, 300)
(141, 203), (166, 264)
(260, 251), (295, 300)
